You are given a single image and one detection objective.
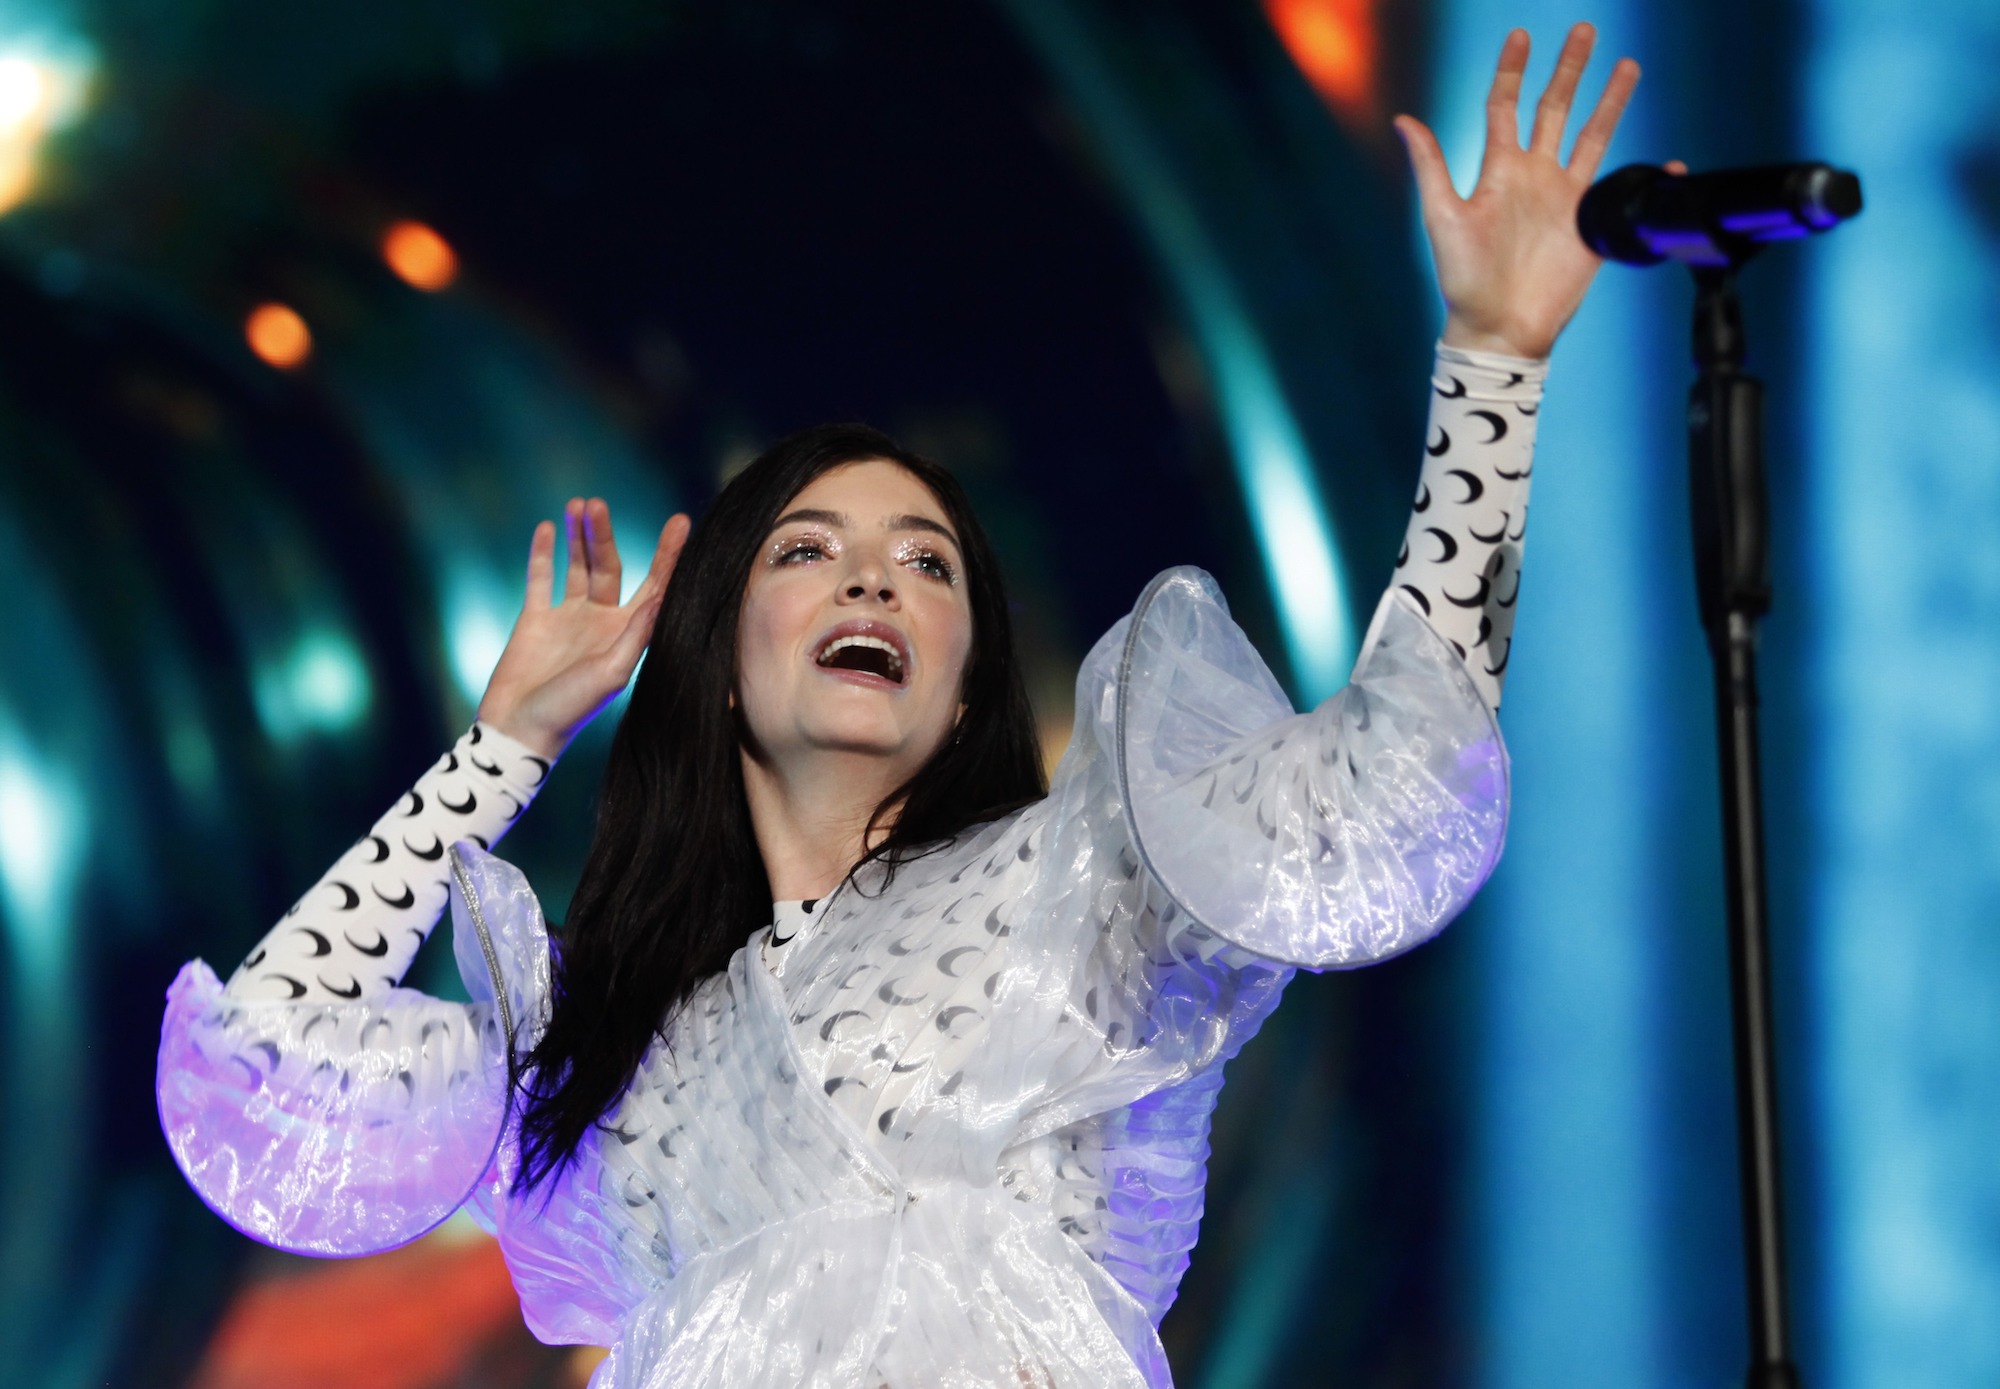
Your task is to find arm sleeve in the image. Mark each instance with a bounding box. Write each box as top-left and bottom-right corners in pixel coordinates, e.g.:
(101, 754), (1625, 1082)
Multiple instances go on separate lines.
(225, 721), (552, 1003)
(1388, 340), (1547, 712)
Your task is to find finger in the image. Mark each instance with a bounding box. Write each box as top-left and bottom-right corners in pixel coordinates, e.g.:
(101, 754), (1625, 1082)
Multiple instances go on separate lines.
(585, 497), (622, 605)
(1483, 28), (1529, 156)
(561, 498), (588, 601)
(1567, 57), (1641, 185)
(525, 520), (556, 611)
(607, 583), (665, 681)
(625, 513), (692, 609)
(1529, 22), (1596, 157)
(1393, 116), (1462, 221)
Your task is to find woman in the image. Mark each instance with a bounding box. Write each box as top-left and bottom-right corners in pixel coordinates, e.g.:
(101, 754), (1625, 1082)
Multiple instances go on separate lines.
(160, 26), (1650, 1387)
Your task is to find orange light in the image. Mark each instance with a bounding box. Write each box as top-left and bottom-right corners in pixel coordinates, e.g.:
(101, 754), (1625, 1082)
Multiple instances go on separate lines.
(381, 219), (459, 291)
(245, 302), (312, 370)
(1264, 0), (1379, 130)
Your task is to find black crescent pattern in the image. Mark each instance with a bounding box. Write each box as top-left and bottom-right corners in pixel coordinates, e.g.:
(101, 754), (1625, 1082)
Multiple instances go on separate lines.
(1388, 342), (1547, 712)
(224, 722), (557, 1004)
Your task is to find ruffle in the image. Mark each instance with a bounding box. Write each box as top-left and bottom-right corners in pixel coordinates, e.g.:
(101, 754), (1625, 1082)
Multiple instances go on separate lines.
(154, 843), (550, 1256)
(1110, 568), (1508, 969)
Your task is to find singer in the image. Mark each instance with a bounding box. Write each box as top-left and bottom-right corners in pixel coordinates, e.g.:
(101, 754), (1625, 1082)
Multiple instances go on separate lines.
(158, 24), (1646, 1388)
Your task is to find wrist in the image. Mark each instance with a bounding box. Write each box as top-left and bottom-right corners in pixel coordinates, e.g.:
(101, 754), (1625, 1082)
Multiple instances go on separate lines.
(1441, 313), (1554, 362)
(473, 700), (568, 763)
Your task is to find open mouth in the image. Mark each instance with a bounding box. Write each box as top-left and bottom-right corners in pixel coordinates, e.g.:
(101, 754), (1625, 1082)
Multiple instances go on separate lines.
(814, 630), (907, 685)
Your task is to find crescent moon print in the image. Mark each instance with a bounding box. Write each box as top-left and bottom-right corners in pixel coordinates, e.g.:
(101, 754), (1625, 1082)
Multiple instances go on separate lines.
(1517, 402), (1539, 416)
(1443, 575), (1491, 608)
(877, 978), (928, 1007)
(440, 789), (477, 814)
(345, 929), (390, 958)
(1413, 482), (1432, 513)
(936, 1005), (980, 1033)
(439, 752), (459, 773)
(1469, 409), (1509, 444)
(373, 882), (417, 910)
(362, 834), (391, 863)
(1495, 460), (1532, 481)
(1427, 427), (1451, 457)
(292, 927), (333, 956)
(470, 753), (503, 777)
(1507, 511), (1528, 542)
(499, 791), (524, 819)
(1398, 584), (1432, 616)
(1423, 527), (1459, 564)
(1445, 469), (1485, 504)
(937, 946), (983, 977)
(820, 1011), (870, 1043)
(318, 975), (363, 1001)
(1396, 540), (1410, 569)
(876, 1109), (899, 1135)
(404, 833), (444, 861)
(1437, 375), (1468, 399)
(399, 790), (424, 817)
(327, 881), (361, 911)
(1470, 513), (1509, 544)
(271, 975), (307, 1000)
(1485, 639), (1512, 678)
(1495, 568), (1522, 608)
(524, 755), (551, 786)
(1474, 613), (1493, 648)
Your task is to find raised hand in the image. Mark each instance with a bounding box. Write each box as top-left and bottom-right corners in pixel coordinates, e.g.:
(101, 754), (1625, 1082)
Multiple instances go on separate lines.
(1394, 24), (1665, 361)
(476, 498), (692, 760)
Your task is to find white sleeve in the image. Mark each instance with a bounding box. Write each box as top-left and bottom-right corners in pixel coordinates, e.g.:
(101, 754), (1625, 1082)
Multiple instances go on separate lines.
(1382, 340), (1547, 712)
(225, 722), (553, 1003)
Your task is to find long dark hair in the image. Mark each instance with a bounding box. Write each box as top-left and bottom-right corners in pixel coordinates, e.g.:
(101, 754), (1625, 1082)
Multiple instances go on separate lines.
(513, 423), (1046, 1193)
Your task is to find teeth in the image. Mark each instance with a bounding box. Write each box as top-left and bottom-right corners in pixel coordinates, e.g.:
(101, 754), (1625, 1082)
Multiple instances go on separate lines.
(817, 634), (905, 678)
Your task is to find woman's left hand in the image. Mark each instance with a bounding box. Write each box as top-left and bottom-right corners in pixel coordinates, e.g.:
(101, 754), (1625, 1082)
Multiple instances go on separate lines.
(1395, 23), (1675, 361)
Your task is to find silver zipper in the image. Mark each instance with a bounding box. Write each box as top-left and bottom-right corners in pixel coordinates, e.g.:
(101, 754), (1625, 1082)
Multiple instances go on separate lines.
(449, 847), (515, 1050)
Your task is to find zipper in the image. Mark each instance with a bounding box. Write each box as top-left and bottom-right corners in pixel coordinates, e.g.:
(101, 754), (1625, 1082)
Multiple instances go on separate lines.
(449, 847), (515, 1050)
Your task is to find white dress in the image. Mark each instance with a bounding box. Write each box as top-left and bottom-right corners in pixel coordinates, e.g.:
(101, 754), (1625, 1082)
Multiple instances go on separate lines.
(156, 345), (1543, 1388)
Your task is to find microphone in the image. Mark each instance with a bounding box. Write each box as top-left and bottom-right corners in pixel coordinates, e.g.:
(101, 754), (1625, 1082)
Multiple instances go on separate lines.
(1578, 162), (1863, 267)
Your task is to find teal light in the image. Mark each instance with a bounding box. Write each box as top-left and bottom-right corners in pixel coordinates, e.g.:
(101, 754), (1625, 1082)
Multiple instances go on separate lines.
(252, 628), (373, 742)
(444, 563), (515, 706)
(0, 721), (85, 990)
(1000, 0), (1354, 703)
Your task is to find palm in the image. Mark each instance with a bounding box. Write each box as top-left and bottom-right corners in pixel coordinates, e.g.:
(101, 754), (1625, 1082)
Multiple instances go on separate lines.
(477, 499), (691, 760)
(1395, 25), (1645, 360)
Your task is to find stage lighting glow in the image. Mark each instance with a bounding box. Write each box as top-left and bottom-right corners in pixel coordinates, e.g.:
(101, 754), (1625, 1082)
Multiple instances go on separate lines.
(0, 728), (84, 990)
(245, 302), (312, 369)
(382, 220), (459, 292)
(1263, 0), (1378, 126)
(0, 56), (50, 135)
(444, 566), (512, 706)
(252, 629), (372, 742)
(0, 39), (95, 217)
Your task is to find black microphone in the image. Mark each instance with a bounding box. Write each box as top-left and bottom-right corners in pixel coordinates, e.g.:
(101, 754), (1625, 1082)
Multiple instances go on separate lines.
(1578, 162), (1863, 267)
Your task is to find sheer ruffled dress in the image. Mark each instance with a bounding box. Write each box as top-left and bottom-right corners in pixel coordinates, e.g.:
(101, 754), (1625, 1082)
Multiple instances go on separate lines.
(158, 344), (1541, 1388)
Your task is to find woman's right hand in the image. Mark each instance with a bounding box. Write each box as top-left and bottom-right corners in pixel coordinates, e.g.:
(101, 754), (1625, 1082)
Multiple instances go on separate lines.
(476, 498), (692, 761)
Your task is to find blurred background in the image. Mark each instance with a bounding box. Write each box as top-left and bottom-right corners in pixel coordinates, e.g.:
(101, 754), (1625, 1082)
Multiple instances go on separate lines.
(0, 0), (1994, 1385)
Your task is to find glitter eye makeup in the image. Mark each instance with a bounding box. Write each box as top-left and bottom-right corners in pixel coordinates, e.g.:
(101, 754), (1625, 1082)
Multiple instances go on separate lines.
(893, 538), (958, 586)
(769, 530), (838, 567)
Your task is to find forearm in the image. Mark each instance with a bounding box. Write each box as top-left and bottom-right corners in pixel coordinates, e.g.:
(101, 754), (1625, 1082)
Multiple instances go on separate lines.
(1388, 341), (1547, 711)
(225, 722), (552, 1003)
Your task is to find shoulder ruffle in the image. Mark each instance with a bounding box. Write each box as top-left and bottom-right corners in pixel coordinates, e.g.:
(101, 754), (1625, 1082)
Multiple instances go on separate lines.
(1102, 568), (1507, 969)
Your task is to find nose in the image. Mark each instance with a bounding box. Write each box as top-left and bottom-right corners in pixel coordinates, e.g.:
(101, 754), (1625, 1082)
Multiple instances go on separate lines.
(837, 547), (899, 608)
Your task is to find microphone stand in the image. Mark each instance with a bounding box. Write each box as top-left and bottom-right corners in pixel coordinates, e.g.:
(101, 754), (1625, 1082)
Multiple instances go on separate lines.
(1686, 261), (1801, 1389)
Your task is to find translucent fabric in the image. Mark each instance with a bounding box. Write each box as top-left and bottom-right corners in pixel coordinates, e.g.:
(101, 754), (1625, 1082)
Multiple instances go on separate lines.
(156, 844), (551, 1255)
(156, 566), (1507, 1386)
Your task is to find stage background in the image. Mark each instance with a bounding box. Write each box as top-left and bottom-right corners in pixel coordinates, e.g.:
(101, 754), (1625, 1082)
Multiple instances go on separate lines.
(0, 1), (1993, 1385)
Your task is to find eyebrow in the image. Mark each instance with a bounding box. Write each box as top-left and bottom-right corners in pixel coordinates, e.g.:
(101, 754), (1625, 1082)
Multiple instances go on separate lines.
(770, 508), (961, 549)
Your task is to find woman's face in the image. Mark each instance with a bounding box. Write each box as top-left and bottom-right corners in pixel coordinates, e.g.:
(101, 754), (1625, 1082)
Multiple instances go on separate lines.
(735, 459), (973, 783)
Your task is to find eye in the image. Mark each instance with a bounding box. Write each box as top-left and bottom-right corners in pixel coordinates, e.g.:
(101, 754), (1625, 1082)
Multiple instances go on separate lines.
(771, 534), (834, 566)
(894, 539), (958, 585)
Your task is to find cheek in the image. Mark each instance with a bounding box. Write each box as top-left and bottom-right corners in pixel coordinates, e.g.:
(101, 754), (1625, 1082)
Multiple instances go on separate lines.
(735, 580), (808, 702)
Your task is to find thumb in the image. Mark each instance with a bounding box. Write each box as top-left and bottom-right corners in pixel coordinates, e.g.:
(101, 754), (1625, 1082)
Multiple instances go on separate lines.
(1394, 115), (1461, 221)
